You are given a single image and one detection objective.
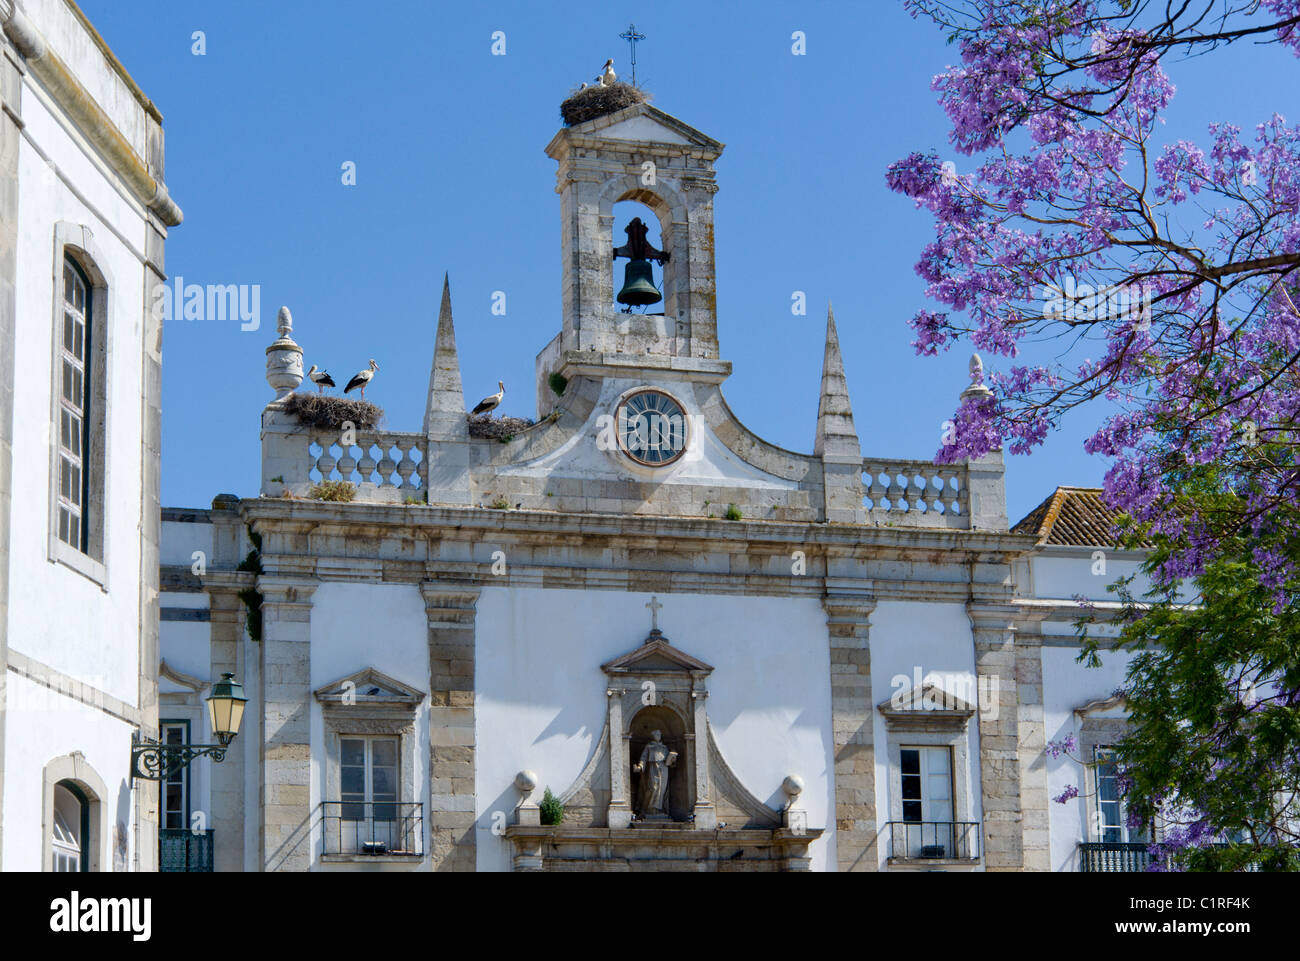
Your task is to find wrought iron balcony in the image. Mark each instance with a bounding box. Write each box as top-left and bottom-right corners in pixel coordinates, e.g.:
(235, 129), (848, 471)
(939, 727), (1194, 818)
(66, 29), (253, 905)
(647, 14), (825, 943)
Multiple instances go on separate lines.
(1079, 841), (1151, 872)
(159, 829), (214, 872)
(886, 820), (980, 861)
(321, 801), (423, 857)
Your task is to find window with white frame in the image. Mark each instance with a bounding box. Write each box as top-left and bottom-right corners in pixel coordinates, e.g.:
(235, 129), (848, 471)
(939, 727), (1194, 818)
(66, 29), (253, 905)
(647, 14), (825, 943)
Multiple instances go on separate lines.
(1094, 746), (1147, 842)
(52, 783), (86, 872)
(338, 735), (400, 853)
(878, 683), (979, 862)
(901, 746), (954, 824)
(56, 256), (91, 552)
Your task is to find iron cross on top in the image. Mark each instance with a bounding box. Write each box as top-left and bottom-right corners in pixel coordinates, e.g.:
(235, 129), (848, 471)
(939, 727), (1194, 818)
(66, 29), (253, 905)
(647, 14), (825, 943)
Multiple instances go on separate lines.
(620, 22), (645, 86)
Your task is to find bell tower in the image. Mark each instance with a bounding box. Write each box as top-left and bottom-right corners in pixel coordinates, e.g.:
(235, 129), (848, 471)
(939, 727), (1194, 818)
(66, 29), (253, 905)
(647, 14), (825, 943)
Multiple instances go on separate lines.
(543, 102), (726, 367)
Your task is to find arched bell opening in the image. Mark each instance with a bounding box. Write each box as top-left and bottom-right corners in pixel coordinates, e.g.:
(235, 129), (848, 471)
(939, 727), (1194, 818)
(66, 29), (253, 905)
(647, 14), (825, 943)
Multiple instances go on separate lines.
(611, 197), (669, 316)
(627, 703), (691, 821)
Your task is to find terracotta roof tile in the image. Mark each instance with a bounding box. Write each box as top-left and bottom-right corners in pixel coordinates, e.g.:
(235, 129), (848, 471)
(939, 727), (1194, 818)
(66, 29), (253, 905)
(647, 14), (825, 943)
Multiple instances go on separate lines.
(1012, 487), (1150, 548)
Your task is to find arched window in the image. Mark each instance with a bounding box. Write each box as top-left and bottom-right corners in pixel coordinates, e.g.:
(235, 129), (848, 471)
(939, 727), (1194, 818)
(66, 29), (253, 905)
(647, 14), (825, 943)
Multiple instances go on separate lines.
(49, 233), (108, 580)
(56, 256), (92, 551)
(52, 781), (89, 872)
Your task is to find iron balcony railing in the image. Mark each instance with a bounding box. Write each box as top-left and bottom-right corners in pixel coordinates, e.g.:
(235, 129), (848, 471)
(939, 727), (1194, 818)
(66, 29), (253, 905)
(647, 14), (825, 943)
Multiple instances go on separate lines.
(886, 821), (980, 861)
(159, 829), (214, 872)
(1080, 841), (1267, 872)
(1080, 841), (1151, 872)
(321, 801), (423, 856)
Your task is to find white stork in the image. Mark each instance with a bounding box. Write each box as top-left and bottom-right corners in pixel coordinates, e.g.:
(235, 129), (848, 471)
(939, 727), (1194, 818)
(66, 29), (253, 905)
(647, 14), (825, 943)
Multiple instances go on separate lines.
(306, 365), (335, 393)
(472, 380), (505, 416)
(598, 59), (616, 86)
(344, 359), (378, 399)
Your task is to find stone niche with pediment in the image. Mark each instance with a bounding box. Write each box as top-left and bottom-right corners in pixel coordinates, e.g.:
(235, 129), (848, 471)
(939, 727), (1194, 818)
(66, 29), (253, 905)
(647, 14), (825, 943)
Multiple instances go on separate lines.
(503, 628), (822, 872)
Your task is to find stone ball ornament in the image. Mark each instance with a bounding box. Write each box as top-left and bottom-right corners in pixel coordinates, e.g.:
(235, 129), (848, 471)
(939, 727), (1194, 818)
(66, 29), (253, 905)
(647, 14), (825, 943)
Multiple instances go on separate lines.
(514, 769), (539, 795)
(782, 774), (805, 801)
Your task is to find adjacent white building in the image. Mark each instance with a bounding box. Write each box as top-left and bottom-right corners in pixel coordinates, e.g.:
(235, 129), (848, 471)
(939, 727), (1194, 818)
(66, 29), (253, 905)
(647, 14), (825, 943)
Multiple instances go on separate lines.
(0, 0), (181, 872)
(156, 99), (1161, 871)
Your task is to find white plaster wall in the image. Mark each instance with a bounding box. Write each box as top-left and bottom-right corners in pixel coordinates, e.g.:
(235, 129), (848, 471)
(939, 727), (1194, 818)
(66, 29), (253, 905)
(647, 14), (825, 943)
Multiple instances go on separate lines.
(1041, 644), (1136, 871)
(159, 615), (212, 680)
(867, 600), (981, 868)
(308, 582), (431, 866)
(504, 376), (798, 490)
(7, 79), (150, 706)
(161, 520), (214, 569)
(474, 587), (835, 871)
(1, 672), (138, 871)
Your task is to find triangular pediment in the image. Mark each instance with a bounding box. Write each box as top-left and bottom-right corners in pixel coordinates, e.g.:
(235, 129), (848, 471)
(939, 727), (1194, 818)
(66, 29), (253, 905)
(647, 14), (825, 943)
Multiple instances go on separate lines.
(878, 683), (977, 719)
(601, 630), (714, 676)
(568, 103), (723, 152)
(314, 667), (425, 706)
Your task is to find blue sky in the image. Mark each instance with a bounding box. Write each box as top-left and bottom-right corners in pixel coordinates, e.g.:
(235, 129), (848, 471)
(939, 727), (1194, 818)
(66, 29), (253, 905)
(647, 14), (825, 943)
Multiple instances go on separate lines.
(78, 0), (1293, 522)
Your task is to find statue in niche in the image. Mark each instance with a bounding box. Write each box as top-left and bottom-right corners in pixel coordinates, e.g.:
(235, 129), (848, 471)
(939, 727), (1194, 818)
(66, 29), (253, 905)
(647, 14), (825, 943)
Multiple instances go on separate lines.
(633, 729), (678, 819)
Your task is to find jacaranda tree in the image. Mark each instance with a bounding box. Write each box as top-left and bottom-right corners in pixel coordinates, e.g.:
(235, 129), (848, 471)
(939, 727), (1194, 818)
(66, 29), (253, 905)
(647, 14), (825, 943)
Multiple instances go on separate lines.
(887, 0), (1299, 595)
(888, 1), (1300, 868)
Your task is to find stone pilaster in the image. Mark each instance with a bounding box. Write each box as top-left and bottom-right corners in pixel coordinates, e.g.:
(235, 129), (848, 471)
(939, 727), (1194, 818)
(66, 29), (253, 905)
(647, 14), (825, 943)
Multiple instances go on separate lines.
(824, 592), (878, 871)
(1015, 628), (1050, 870)
(258, 576), (316, 872)
(0, 19), (22, 862)
(969, 602), (1024, 871)
(420, 581), (480, 872)
(203, 566), (252, 873)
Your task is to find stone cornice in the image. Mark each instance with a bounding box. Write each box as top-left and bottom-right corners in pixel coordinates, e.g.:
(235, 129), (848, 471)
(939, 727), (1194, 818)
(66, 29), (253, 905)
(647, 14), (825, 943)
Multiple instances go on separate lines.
(1, 2), (181, 225)
(241, 499), (1031, 555)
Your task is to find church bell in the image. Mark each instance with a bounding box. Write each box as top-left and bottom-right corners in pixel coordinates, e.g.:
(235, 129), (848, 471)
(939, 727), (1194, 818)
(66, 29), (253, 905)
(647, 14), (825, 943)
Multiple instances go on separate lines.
(617, 258), (662, 308)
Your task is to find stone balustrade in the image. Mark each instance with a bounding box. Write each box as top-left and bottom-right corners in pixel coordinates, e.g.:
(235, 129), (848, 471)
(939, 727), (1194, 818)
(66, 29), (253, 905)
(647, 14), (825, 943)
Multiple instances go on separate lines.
(262, 410), (427, 504)
(861, 459), (969, 528)
(308, 430), (426, 499)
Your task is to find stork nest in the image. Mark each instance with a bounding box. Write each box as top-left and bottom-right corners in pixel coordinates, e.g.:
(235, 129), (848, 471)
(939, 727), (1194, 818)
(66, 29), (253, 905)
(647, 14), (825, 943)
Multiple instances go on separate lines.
(469, 413), (534, 441)
(283, 392), (383, 430)
(560, 82), (648, 126)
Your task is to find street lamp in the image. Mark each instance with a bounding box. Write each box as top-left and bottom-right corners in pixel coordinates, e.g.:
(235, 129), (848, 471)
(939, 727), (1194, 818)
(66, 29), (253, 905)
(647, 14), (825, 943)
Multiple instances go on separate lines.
(131, 673), (248, 781)
(206, 672), (247, 745)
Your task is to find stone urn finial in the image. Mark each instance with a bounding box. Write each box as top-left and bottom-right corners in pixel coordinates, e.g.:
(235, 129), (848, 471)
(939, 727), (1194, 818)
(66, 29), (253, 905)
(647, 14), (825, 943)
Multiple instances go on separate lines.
(265, 305), (303, 399)
(960, 352), (993, 402)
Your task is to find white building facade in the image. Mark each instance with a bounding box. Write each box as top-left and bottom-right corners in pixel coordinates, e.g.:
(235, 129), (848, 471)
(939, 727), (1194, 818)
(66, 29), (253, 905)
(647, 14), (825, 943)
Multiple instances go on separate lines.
(158, 101), (1152, 872)
(0, 0), (181, 872)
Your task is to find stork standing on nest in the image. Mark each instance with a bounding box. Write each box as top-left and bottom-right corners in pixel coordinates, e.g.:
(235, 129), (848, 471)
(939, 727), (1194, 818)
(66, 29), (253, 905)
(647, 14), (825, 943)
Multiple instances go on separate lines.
(344, 359), (378, 399)
(472, 381), (505, 416)
(597, 58), (616, 86)
(306, 365), (336, 393)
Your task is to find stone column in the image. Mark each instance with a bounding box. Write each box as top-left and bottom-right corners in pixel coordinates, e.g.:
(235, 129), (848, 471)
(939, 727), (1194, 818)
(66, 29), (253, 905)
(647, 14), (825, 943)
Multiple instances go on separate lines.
(969, 601), (1024, 871)
(203, 570), (251, 873)
(421, 581), (480, 871)
(824, 592), (878, 871)
(258, 577), (316, 872)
